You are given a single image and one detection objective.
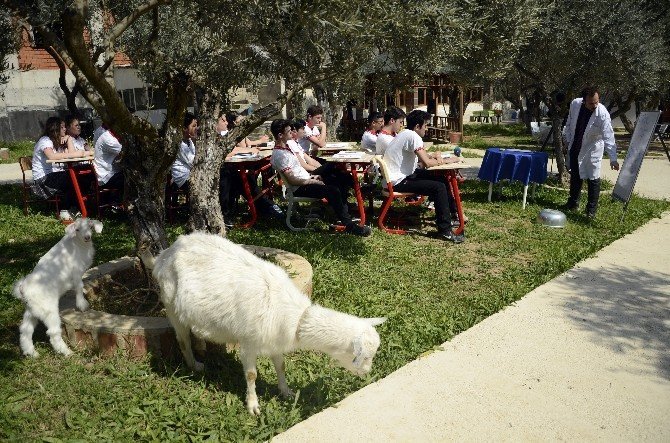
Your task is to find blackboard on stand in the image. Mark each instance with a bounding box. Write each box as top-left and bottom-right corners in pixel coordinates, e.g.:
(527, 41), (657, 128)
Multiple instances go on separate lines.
(612, 111), (661, 215)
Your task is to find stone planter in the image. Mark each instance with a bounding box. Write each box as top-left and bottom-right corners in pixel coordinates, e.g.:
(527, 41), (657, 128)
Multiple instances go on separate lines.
(59, 246), (313, 358)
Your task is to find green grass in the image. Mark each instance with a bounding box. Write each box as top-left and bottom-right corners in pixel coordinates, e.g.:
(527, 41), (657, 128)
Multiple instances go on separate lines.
(0, 140), (34, 164)
(1, 182), (668, 441)
(460, 123), (537, 152)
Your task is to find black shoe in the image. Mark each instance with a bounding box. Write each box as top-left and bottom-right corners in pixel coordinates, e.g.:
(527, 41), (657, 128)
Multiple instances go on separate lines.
(586, 211), (596, 219)
(561, 202), (578, 211)
(437, 230), (465, 244)
(346, 223), (372, 237)
(261, 203), (284, 219)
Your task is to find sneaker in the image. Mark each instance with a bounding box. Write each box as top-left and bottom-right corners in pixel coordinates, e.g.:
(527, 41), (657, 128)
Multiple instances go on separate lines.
(561, 202), (578, 211)
(437, 230), (465, 244)
(266, 203), (284, 219)
(346, 223), (372, 237)
(586, 211), (596, 220)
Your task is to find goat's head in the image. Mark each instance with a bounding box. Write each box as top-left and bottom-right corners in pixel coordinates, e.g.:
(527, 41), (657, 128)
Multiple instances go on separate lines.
(332, 317), (386, 377)
(65, 218), (103, 243)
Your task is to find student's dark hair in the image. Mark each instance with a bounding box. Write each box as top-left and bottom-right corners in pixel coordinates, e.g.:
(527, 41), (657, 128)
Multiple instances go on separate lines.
(367, 111), (382, 125)
(581, 86), (599, 99)
(225, 112), (239, 128)
(383, 106), (406, 125)
(42, 116), (63, 148)
(406, 109), (431, 131)
(64, 114), (80, 127)
(270, 119), (292, 139)
(183, 111), (197, 128)
(292, 119), (306, 131)
(306, 105), (323, 118)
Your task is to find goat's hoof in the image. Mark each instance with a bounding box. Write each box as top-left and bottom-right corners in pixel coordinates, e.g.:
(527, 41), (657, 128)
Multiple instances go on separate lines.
(193, 361), (205, 372)
(247, 401), (261, 416)
(76, 300), (90, 312)
(280, 387), (295, 398)
(23, 349), (39, 358)
(56, 347), (73, 356)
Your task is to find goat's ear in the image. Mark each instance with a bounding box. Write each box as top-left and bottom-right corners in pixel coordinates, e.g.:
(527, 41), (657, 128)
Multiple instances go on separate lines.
(352, 335), (365, 368)
(89, 219), (103, 234)
(65, 222), (77, 236)
(366, 317), (387, 327)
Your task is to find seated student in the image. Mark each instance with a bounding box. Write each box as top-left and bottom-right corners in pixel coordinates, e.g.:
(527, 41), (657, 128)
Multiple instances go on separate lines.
(65, 115), (90, 151)
(215, 112), (283, 220)
(170, 112), (198, 190)
(270, 119), (371, 236)
(376, 107), (406, 156)
(360, 111), (384, 152)
(31, 116), (88, 219)
(297, 105), (327, 155)
(93, 121), (124, 191)
(383, 109), (464, 243)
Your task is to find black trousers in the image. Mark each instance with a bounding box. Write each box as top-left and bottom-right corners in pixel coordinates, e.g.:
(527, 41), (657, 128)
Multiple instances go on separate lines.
(44, 171), (75, 208)
(568, 149), (600, 214)
(220, 168), (274, 217)
(394, 169), (453, 232)
(294, 183), (352, 225)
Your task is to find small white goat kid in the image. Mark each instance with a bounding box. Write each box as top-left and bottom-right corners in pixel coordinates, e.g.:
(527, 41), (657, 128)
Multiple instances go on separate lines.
(150, 232), (385, 415)
(13, 218), (103, 357)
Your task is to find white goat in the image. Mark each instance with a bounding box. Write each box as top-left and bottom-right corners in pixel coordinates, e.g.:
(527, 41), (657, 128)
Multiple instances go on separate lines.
(150, 232), (385, 415)
(13, 218), (103, 357)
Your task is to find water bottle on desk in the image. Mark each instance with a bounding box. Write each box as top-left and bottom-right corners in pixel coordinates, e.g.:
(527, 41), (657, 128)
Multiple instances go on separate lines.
(453, 146), (462, 157)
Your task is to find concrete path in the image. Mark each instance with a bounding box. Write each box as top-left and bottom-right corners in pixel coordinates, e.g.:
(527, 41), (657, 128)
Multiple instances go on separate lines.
(0, 162), (26, 185)
(276, 157), (670, 441)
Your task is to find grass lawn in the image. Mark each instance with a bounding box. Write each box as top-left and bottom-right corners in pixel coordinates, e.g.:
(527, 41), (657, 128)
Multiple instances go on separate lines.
(0, 127), (668, 439)
(0, 140), (34, 165)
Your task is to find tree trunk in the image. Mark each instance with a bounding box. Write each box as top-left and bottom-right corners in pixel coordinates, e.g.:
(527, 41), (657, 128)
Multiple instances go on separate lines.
(123, 133), (174, 256)
(619, 113), (635, 133)
(550, 113), (568, 185)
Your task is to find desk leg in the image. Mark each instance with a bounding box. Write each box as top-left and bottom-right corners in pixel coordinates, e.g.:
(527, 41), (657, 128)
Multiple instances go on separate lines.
(350, 164), (365, 226)
(448, 171), (465, 235)
(67, 165), (88, 218)
(488, 182), (493, 202)
(238, 168), (257, 228)
(522, 184), (528, 209)
(659, 137), (670, 163)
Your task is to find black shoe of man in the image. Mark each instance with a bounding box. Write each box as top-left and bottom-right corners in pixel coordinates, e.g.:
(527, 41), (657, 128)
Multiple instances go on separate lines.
(437, 229), (465, 244)
(346, 223), (372, 237)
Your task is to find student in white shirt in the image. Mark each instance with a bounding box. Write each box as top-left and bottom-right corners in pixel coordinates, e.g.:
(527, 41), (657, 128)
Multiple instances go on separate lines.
(31, 116), (88, 214)
(376, 107), (406, 156)
(65, 115), (90, 151)
(93, 123), (123, 190)
(383, 110), (464, 243)
(297, 105), (327, 154)
(360, 111), (384, 152)
(170, 112), (198, 190)
(270, 119), (370, 236)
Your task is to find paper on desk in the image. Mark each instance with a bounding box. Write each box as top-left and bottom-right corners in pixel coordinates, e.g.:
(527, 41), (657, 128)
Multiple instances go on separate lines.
(326, 142), (347, 148)
(441, 152), (453, 158)
(332, 151), (363, 159)
(232, 153), (259, 159)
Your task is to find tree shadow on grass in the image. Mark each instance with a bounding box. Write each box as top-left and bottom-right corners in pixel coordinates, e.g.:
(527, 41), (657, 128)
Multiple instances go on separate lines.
(559, 265), (670, 380)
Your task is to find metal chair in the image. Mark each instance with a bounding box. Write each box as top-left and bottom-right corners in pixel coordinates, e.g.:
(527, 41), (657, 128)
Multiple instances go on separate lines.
(277, 171), (323, 232)
(18, 156), (61, 217)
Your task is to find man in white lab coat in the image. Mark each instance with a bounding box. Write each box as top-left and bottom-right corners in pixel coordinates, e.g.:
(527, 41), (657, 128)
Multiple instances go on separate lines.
(562, 87), (619, 218)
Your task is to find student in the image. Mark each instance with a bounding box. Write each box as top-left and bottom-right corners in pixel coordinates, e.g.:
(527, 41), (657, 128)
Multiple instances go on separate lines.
(93, 122), (124, 191)
(224, 112), (270, 148)
(31, 116), (87, 218)
(65, 115), (90, 151)
(270, 119), (371, 236)
(376, 107), (406, 156)
(170, 112), (198, 190)
(360, 111), (384, 153)
(383, 109), (464, 243)
(298, 105), (327, 154)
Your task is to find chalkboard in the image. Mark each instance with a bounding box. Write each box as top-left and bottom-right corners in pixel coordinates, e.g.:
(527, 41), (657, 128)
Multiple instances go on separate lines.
(612, 111), (661, 204)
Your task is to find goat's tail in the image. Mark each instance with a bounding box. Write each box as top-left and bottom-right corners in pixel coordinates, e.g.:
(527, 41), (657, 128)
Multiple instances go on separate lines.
(12, 278), (26, 301)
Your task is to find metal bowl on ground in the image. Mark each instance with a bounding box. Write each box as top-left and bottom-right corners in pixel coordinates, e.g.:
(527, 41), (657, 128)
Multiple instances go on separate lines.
(537, 209), (567, 228)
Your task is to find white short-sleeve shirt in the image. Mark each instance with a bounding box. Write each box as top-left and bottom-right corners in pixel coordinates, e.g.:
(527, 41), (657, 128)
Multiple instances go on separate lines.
(375, 131), (395, 156)
(361, 130), (378, 152)
(31, 136), (56, 181)
(383, 129), (424, 185)
(298, 125), (320, 153)
(287, 139), (306, 161)
(94, 129), (123, 185)
(72, 136), (88, 151)
(171, 139), (196, 188)
(271, 146), (311, 192)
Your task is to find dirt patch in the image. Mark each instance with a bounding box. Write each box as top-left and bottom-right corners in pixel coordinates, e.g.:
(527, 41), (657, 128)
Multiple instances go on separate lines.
(86, 262), (163, 317)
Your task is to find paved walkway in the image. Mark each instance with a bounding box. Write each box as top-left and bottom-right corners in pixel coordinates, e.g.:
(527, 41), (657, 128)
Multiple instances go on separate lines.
(276, 157), (670, 441)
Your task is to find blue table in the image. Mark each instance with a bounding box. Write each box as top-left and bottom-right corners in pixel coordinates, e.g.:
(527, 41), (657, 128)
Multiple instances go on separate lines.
(477, 148), (549, 208)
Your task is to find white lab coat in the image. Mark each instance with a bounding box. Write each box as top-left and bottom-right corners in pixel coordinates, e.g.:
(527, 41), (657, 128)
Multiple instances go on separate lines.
(563, 98), (617, 180)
